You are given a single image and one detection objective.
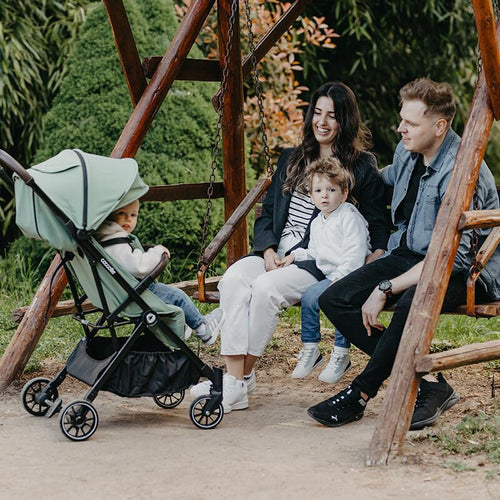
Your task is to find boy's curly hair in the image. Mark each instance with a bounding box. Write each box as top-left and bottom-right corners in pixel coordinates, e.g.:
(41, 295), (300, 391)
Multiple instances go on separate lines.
(300, 156), (355, 196)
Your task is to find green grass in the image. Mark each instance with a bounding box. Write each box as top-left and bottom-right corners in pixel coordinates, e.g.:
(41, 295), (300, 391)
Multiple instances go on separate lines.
(1, 250), (500, 371)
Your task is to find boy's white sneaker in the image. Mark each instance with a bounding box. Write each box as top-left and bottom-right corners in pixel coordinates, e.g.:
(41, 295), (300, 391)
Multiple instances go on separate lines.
(318, 349), (351, 384)
(190, 374), (249, 413)
(195, 308), (225, 345)
(291, 343), (323, 379)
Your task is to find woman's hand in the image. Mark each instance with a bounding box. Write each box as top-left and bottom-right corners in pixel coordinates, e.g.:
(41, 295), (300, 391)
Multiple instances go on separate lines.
(279, 254), (295, 267)
(365, 248), (385, 264)
(361, 287), (386, 336)
(263, 248), (282, 271)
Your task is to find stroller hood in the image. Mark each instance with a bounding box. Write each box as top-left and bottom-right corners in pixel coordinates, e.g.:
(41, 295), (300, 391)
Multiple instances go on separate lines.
(14, 149), (149, 251)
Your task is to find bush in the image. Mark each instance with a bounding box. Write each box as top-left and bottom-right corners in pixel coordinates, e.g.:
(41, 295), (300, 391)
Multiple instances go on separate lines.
(34, 0), (225, 282)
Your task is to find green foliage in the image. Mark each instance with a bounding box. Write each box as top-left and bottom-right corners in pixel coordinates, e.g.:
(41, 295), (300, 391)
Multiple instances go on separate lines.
(0, 0), (90, 248)
(35, 0), (224, 282)
(0, 0), (88, 165)
(303, 0), (500, 180)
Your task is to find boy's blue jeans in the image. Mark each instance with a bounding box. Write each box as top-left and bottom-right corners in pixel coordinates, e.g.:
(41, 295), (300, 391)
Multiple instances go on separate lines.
(149, 282), (204, 330)
(301, 278), (350, 349)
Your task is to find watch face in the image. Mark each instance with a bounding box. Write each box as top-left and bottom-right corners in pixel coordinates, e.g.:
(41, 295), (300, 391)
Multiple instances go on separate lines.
(379, 280), (391, 292)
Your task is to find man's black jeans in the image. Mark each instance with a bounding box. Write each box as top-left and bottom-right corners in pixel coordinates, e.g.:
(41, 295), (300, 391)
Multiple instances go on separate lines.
(318, 252), (491, 398)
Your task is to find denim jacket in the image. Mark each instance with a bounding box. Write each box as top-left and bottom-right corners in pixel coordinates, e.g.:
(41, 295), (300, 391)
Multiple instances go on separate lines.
(382, 128), (500, 300)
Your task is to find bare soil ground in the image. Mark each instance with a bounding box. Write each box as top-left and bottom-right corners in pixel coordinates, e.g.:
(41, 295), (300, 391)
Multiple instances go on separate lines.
(1, 325), (499, 499)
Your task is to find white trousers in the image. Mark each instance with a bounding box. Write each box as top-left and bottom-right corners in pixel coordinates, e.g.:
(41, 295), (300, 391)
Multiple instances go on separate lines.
(219, 256), (318, 357)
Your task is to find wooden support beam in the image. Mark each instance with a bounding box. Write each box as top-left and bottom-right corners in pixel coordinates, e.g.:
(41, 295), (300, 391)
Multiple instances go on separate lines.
(416, 340), (500, 373)
(11, 276), (222, 323)
(103, 0), (147, 106)
(218, 0), (248, 265)
(0, 257), (67, 389)
(200, 176), (272, 267)
(111, 0), (216, 158)
(366, 68), (495, 466)
(213, 0), (311, 108)
(472, 1), (500, 119)
(142, 57), (221, 81)
(140, 182), (224, 202)
(458, 208), (500, 229)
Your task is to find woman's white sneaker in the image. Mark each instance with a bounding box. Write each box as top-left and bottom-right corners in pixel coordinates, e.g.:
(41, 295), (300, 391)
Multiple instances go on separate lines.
(318, 349), (351, 384)
(291, 343), (323, 379)
(189, 374), (248, 413)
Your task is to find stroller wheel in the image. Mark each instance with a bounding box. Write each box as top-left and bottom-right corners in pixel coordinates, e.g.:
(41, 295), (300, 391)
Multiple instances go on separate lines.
(189, 396), (224, 430)
(59, 400), (99, 441)
(153, 390), (185, 409)
(21, 377), (59, 417)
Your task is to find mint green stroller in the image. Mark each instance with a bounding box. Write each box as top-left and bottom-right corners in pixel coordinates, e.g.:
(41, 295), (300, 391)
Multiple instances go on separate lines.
(0, 149), (224, 440)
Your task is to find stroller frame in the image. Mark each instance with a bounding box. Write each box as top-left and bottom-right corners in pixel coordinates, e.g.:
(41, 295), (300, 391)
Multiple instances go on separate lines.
(1, 150), (225, 440)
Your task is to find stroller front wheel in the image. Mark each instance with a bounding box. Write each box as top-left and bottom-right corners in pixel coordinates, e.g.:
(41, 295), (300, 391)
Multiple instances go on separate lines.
(21, 377), (59, 416)
(59, 400), (99, 441)
(189, 396), (224, 429)
(153, 390), (185, 409)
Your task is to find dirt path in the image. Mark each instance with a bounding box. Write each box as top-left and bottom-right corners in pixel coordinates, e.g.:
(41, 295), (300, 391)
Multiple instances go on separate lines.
(1, 334), (499, 499)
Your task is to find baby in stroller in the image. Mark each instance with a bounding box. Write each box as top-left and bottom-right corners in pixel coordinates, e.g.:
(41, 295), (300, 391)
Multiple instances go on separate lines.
(95, 198), (225, 345)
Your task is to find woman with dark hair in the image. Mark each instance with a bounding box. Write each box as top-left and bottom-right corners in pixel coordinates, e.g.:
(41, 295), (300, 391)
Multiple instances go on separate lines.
(190, 82), (390, 412)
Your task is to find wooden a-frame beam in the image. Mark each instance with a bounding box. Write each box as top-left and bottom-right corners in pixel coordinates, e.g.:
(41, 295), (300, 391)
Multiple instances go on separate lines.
(472, 0), (500, 119)
(103, 0), (147, 106)
(112, 0), (216, 158)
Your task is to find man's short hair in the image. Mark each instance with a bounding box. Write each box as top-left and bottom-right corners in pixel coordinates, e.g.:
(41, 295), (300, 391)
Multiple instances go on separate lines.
(303, 156), (354, 194)
(399, 78), (456, 124)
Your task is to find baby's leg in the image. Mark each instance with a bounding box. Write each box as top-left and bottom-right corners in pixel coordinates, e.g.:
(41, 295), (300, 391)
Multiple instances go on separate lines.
(148, 282), (203, 329)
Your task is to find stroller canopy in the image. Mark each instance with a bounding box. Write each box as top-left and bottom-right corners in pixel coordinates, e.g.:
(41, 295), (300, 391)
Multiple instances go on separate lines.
(14, 149), (149, 251)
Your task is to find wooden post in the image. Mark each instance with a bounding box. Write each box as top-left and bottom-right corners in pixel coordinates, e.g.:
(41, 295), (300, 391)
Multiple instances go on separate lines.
(366, 70), (495, 466)
(218, 0), (248, 264)
(103, 0), (147, 106)
(0, 256), (67, 389)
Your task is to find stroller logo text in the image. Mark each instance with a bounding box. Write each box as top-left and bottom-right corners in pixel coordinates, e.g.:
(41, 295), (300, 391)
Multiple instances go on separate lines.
(100, 258), (116, 275)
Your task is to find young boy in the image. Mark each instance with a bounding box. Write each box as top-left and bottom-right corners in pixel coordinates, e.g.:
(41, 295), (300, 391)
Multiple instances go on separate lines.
(280, 157), (370, 380)
(95, 199), (224, 344)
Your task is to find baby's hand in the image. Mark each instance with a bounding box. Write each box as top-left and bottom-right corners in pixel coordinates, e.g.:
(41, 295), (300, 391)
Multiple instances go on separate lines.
(279, 254), (295, 267)
(157, 245), (170, 258)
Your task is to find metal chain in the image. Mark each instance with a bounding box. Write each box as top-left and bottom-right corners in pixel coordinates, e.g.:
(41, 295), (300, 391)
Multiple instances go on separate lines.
(198, 0), (240, 269)
(243, 0), (273, 178)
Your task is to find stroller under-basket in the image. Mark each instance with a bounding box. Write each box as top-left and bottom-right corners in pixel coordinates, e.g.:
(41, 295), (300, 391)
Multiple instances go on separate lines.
(0, 149), (224, 440)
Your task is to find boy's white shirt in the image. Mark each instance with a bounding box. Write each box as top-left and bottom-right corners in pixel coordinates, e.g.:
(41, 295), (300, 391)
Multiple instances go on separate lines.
(94, 221), (165, 279)
(291, 202), (371, 282)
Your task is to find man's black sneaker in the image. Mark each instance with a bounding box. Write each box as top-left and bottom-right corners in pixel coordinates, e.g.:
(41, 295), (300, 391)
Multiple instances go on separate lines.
(410, 372), (460, 430)
(307, 385), (367, 427)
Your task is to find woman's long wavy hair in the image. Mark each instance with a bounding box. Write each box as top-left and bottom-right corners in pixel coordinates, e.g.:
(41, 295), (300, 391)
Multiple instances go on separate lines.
(283, 82), (372, 193)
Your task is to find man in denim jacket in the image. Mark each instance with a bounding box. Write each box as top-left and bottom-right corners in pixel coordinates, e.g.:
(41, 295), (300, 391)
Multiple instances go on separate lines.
(307, 78), (500, 429)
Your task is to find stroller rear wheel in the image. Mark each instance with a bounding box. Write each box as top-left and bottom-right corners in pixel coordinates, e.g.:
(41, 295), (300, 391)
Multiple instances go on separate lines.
(59, 400), (99, 441)
(153, 390), (185, 409)
(189, 395), (224, 429)
(21, 377), (59, 417)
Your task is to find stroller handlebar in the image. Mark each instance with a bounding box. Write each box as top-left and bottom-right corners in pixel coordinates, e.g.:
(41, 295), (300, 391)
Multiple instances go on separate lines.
(0, 150), (33, 183)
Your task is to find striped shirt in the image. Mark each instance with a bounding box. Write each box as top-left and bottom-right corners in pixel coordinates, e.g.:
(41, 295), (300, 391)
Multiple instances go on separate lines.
(277, 190), (315, 256)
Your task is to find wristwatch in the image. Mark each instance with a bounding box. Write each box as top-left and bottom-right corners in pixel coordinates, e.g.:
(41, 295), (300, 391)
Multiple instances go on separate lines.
(378, 279), (393, 297)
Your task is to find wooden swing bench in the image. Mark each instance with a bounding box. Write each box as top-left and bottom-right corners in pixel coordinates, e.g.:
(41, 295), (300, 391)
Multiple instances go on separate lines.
(11, 183), (500, 321)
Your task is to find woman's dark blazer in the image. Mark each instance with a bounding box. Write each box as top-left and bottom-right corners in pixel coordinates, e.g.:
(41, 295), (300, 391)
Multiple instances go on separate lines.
(252, 147), (390, 280)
